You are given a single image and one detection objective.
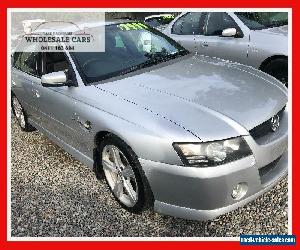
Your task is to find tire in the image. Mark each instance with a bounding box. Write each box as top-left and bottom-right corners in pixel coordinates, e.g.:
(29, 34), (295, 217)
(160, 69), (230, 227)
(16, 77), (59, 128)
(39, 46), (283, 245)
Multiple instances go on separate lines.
(11, 94), (35, 132)
(97, 134), (153, 213)
(262, 58), (288, 87)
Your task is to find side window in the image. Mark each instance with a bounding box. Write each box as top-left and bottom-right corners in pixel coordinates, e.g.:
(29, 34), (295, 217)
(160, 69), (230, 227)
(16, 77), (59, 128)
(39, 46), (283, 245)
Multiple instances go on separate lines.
(44, 52), (69, 74)
(205, 12), (240, 36)
(14, 52), (41, 77)
(172, 13), (202, 35)
(172, 15), (185, 34)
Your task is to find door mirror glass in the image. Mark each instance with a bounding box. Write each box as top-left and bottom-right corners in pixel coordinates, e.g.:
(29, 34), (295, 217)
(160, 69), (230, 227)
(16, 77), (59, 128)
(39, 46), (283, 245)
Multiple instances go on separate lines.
(221, 28), (237, 37)
(41, 71), (67, 87)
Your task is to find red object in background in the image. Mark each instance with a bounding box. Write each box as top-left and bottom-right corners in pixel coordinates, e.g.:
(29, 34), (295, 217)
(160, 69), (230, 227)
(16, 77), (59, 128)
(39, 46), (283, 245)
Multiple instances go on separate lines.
(0, 1), (298, 249)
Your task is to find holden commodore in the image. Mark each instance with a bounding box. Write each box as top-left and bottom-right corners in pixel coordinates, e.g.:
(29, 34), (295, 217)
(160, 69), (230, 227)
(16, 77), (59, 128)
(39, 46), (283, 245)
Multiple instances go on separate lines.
(11, 20), (288, 221)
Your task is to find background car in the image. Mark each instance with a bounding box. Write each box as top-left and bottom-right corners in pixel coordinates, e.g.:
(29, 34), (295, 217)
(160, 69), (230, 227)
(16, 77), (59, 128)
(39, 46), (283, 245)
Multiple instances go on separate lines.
(163, 12), (288, 86)
(144, 14), (175, 31)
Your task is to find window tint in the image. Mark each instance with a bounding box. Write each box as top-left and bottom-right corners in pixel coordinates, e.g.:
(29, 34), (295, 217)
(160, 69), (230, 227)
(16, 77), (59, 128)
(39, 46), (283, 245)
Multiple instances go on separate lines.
(205, 12), (240, 36)
(172, 13), (202, 35)
(44, 52), (69, 74)
(14, 52), (40, 77)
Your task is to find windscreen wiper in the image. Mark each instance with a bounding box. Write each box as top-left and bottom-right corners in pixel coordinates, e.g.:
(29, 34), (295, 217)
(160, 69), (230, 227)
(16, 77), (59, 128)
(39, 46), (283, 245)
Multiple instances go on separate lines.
(120, 50), (188, 76)
(120, 58), (159, 75)
(145, 49), (188, 62)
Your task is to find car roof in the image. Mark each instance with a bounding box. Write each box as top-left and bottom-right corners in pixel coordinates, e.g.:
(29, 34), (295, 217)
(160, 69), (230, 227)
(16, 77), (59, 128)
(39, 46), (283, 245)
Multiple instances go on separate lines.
(145, 14), (174, 20)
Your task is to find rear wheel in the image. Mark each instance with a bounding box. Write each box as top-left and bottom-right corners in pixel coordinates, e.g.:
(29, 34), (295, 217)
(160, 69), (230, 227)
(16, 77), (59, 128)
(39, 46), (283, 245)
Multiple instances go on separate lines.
(262, 58), (288, 87)
(11, 95), (35, 132)
(97, 134), (153, 213)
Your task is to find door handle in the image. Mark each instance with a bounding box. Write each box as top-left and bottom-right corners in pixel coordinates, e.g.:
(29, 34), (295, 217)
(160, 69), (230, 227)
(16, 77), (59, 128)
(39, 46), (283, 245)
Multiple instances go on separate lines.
(201, 41), (208, 47)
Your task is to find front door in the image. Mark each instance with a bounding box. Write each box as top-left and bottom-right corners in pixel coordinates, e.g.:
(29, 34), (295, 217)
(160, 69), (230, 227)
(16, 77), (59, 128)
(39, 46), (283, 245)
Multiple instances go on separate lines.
(31, 52), (91, 155)
(197, 12), (249, 65)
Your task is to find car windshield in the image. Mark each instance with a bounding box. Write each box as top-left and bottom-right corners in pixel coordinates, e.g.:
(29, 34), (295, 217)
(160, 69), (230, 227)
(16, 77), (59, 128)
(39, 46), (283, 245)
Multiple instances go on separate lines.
(72, 22), (188, 84)
(235, 12), (288, 30)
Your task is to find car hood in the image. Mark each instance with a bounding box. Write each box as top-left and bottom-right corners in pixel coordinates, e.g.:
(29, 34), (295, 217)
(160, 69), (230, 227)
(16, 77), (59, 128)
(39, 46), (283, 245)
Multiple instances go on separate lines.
(95, 55), (287, 141)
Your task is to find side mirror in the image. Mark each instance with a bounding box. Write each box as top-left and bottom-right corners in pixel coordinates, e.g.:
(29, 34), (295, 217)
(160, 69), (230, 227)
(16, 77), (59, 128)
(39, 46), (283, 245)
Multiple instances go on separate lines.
(41, 71), (67, 87)
(221, 28), (237, 37)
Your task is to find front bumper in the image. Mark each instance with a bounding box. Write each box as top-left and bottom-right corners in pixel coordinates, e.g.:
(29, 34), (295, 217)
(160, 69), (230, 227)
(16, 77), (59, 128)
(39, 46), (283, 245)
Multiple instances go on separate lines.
(140, 110), (288, 221)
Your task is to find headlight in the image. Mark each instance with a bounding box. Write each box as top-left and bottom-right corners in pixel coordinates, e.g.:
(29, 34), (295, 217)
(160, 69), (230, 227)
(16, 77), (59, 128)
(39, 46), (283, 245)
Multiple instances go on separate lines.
(173, 137), (252, 167)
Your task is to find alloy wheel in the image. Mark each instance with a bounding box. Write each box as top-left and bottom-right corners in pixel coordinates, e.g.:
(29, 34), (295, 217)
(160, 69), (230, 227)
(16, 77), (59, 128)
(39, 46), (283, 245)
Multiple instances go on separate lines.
(12, 97), (26, 128)
(102, 145), (138, 207)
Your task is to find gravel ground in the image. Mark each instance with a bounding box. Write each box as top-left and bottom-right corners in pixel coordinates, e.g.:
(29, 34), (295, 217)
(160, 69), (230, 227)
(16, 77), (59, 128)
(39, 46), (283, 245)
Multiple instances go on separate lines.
(11, 119), (288, 237)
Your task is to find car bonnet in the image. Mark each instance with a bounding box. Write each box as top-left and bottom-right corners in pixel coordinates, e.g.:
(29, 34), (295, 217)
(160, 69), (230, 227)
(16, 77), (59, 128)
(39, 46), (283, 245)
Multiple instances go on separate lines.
(94, 55), (288, 141)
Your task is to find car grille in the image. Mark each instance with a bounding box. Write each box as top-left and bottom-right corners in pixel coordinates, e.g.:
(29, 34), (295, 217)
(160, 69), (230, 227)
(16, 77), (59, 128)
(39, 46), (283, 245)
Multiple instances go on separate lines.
(249, 107), (285, 141)
(258, 156), (282, 178)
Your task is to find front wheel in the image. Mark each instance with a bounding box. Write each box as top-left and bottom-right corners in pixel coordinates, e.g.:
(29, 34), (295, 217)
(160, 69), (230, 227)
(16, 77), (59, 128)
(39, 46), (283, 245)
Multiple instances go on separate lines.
(97, 134), (153, 213)
(262, 58), (288, 87)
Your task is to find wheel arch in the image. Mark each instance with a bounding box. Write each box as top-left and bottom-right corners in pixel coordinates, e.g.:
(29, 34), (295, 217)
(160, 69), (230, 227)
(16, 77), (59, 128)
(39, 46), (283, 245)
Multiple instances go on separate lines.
(93, 130), (137, 152)
(259, 55), (288, 71)
(94, 130), (111, 147)
(93, 130), (155, 209)
(93, 130), (112, 179)
(93, 130), (135, 179)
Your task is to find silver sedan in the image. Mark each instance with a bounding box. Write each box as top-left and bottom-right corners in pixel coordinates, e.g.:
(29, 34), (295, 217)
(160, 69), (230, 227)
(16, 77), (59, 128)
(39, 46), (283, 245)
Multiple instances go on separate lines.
(163, 12), (288, 86)
(11, 20), (288, 221)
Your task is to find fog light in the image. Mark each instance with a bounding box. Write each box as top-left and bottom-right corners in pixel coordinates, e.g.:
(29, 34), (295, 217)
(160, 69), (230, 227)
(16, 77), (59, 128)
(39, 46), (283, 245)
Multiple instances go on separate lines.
(231, 182), (248, 200)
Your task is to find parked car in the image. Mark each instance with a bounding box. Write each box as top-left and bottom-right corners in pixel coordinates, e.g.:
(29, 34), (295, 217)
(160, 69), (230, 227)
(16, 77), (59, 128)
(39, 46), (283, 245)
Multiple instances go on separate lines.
(11, 20), (288, 221)
(163, 12), (288, 86)
(144, 14), (175, 31)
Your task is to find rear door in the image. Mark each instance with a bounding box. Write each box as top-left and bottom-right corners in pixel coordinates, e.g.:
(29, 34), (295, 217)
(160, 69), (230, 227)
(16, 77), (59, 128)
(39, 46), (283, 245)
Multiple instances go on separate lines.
(11, 50), (42, 122)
